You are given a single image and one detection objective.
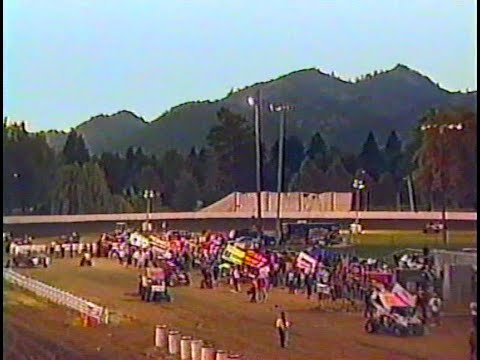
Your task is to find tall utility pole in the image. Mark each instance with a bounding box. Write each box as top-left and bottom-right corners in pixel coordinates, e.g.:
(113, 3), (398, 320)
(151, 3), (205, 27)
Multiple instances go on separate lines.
(143, 190), (155, 232)
(439, 130), (447, 245)
(269, 103), (293, 244)
(248, 91), (263, 238)
(405, 175), (416, 212)
(420, 121), (464, 245)
(352, 170), (366, 237)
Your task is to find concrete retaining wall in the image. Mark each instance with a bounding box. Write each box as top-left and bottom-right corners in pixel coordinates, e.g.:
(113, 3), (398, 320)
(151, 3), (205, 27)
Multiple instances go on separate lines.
(3, 217), (476, 238)
(201, 192), (353, 212)
(3, 210), (476, 224)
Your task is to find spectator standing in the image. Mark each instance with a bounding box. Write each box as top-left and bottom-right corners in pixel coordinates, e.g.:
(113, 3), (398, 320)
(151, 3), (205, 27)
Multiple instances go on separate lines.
(364, 286), (374, 318)
(232, 266), (241, 292)
(248, 278), (258, 303)
(417, 290), (428, 325)
(275, 311), (291, 348)
(428, 293), (442, 326)
(470, 301), (477, 329)
(305, 273), (314, 300)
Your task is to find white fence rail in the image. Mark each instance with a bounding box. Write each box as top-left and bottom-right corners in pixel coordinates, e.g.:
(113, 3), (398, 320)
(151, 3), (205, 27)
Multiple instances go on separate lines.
(3, 268), (108, 324)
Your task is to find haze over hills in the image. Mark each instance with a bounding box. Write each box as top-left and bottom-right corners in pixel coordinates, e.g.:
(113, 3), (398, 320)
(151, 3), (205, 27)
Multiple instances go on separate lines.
(44, 64), (477, 156)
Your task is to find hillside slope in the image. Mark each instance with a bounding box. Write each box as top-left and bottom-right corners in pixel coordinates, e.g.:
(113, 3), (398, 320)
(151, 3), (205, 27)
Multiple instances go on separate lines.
(46, 64), (477, 155)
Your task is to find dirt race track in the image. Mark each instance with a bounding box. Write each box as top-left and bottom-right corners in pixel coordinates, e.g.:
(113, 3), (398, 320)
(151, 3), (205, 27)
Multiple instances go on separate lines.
(3, 284), (159, 360)
(10, 258), (471, 360)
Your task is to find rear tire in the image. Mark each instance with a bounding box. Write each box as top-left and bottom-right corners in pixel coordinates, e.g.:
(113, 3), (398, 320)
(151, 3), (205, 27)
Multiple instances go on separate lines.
(412, 325), (424, 336)
(393, 325), (406, 337)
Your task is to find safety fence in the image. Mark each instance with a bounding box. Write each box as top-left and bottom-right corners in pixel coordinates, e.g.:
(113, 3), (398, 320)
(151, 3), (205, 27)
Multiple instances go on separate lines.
(9, 242), (98, 257)
(3, 268), (109, 325)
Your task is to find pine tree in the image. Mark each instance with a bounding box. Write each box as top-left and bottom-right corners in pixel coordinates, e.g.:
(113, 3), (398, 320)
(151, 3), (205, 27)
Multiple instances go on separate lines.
(62, 130), (90, 165)
(305, 132), (330, 171)
(371, 172), (397, 209)
(98, 152), (126, 194)
(172, 170), (200, 211)
(325, 156), (351, 192)
(384, 130), (404, 209)
(357, 131), (385, 181)
(82, 162), (113, 213)
(206, 107), (255, 192)
(292, 159), (329, 193)
(414, 109), (476, 210)
(160, 149), (185, 206)
(384, 131), (403, 173)
(50, 162), (114, 214)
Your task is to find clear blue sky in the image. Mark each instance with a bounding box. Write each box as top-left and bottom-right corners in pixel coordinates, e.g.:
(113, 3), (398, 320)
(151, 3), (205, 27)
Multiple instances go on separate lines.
(3, 1), (477, 132)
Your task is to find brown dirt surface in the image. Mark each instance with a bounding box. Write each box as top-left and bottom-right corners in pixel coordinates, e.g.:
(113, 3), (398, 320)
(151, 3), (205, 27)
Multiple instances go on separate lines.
(3, 284), (166, 360)
(18, 258), (473, 360)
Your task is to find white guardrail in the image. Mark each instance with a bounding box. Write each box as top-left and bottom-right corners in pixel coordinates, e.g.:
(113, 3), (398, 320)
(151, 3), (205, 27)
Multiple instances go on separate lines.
(3, 268), (109, 324)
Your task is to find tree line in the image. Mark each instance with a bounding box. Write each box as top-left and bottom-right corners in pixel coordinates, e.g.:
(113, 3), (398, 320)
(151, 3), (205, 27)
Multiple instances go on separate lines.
(3, 107), (476, 215)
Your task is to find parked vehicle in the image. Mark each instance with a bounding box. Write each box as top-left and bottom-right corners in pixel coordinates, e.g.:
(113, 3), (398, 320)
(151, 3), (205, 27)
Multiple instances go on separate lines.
(365, 307), (424, 336)
(282, 222), (344, 246)
(139, 268), (172, 303)
(59, 232), (81, 244)
(232, 229), (277, 247)
(423, 221), (444, 234)
(365, 292), (425, 337)
(9, 253), (51, 268)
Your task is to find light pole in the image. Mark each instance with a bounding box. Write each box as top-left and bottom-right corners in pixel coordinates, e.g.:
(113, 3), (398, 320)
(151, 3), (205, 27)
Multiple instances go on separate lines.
(352, 172), (366, 226)
(12, 173), (20, 214)
(143, 189), (155, 231)
(247, 90), (264, 239)
(268, 102), (294, 244)
(420, 122), (464, 245)
(404, 175), (416, 212)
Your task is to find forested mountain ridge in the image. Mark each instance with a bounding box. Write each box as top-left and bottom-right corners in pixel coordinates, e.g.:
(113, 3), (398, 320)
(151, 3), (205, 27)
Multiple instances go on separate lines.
(45, 64), (476, 156)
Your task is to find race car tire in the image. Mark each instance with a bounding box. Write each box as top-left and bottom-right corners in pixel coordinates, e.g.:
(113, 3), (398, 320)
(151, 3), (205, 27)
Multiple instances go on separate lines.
(411, 325), (424, 336)
(393, 325), (407, 337)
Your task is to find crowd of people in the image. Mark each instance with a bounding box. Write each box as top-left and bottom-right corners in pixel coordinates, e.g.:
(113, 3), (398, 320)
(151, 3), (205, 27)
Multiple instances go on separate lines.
(94, 228), (446, 320)
(4, 227), (477, 351)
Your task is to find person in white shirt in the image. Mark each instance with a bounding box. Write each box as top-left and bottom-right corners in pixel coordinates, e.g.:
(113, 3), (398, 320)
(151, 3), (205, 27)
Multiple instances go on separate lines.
(275, 311), (291, 348)
(54, 243), (61, 258)
(428, 293), (442, 326)
(31, 256), (39, 267)
(470, 301), (477, 329)
(80, 251), (92, 267)
(118, 247), (125, 265)
(132, 249), (140, 267)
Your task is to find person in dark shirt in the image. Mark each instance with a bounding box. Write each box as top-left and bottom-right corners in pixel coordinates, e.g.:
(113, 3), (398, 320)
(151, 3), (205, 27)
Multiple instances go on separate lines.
(417, 290), (428, 325)
(212, 262), (220, 287)
(305, 274), (314, 300)
(363, 287), (374, 318)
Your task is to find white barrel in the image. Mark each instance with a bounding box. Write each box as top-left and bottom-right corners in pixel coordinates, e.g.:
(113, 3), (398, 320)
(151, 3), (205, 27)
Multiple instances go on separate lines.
(168, 330), (181, 355)
(154, 325), (168, 348)
(215, 350), (228, 360)
(201, 346), (215, 360)
(191, 340), (203, 360)
(180, 336), (192, 360)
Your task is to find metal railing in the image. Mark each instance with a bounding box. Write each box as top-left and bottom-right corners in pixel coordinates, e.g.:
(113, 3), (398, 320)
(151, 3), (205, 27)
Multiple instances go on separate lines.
(3, 268), (109, 324)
